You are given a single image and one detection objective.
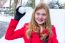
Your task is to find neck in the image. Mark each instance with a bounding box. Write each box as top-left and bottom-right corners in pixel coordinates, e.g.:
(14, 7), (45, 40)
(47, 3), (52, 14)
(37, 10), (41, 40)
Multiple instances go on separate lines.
(38, 25), (45, 33)
(38, 24), (45, 28)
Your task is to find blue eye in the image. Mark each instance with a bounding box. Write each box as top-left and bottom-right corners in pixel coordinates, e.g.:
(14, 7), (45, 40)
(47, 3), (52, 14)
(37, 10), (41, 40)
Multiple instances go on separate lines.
(37, 13), (40, 15)
(41, 14), (46, 16)
(36, 13), (46, 16)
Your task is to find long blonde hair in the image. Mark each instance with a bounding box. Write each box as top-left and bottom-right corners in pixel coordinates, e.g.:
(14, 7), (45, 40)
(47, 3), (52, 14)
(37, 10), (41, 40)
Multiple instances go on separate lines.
(26, 3), (52, 39)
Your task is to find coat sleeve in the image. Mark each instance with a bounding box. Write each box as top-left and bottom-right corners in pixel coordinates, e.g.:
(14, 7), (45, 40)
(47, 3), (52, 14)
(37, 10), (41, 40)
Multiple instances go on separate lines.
(5, 19), (26, 40)
(51, 25), (58, 43)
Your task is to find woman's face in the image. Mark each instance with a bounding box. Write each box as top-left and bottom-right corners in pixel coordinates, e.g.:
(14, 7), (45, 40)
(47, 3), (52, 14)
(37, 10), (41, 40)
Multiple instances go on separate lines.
(35, 9), (47, 25)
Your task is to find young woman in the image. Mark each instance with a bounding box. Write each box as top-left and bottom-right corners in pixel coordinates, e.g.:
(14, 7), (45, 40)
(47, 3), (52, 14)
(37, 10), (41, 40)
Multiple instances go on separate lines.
(5, 3), (58, 43)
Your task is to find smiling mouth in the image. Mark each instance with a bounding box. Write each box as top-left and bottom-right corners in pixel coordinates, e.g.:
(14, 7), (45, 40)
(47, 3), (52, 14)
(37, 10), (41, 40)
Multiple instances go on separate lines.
(38, 19), (44, 22)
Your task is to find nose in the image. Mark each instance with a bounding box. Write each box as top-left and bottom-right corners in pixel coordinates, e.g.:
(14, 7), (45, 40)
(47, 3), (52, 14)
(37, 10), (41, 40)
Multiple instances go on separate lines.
(38, 14), (44, 18)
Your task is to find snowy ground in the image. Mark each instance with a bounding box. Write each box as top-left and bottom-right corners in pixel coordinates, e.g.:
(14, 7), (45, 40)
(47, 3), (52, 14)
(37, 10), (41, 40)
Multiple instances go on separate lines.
(0, 9), (65, 43)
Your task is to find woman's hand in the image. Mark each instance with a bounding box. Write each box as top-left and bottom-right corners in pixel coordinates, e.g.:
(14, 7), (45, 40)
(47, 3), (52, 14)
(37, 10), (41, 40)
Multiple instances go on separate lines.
(14, 6), (26, 20)
(40, 34), (47, 40)
(40, 29), (49, 40)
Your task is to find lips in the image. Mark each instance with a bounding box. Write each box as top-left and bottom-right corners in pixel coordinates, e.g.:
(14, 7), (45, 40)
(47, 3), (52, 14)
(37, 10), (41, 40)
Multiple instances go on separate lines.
(35, 18), (46, 24)
(37, 19), (44, 22)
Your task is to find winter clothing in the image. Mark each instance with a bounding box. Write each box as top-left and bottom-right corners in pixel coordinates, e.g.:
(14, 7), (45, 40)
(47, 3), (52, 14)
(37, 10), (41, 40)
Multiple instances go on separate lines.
(5, 19), (58, 43)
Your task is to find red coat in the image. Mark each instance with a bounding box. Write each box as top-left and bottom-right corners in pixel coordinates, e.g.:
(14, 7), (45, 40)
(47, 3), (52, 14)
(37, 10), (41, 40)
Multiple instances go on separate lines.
(5, 19), (58, 43)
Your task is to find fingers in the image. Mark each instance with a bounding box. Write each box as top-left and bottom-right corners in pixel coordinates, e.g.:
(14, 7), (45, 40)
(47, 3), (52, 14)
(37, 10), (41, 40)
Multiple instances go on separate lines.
(40, 34), (47, 40)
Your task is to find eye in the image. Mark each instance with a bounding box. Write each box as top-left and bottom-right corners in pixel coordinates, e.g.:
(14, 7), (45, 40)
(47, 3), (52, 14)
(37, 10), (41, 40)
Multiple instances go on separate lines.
(41, 14), (46, 16)
(36, 13), (46, 16)
(36, 13), (40, 15)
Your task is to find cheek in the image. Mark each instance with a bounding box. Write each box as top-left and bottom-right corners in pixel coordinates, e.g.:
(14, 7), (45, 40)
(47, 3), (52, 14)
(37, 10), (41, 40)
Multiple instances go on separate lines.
(42, 15), (47, 20)
(35, 14), (38, 19)
(43, 16), (47, 19)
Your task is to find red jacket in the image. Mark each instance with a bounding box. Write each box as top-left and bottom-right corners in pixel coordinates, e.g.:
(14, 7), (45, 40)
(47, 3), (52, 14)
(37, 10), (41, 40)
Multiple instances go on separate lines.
(5, 19), (58, 43)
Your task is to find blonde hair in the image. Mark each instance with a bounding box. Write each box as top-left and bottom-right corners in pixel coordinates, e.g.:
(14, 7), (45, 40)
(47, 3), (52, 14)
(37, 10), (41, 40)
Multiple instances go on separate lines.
(26, 3), (52, 40)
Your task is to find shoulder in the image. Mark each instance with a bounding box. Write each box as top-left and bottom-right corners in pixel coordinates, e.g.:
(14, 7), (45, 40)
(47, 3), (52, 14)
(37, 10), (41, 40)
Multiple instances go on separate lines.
(51, 25), (57, 37)
(22, 23), (29, 30)
(51, 25), (56, 31)
(24, 23), (29, 27)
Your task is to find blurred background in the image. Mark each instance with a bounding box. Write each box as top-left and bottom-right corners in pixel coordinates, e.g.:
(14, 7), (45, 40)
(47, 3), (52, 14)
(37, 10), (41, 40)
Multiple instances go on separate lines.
(0, 0), (65, 43)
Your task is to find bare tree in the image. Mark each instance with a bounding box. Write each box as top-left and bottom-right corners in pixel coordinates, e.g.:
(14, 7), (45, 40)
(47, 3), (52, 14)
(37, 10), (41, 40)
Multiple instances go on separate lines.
(10, 0), (11, 8)
(0, 0), (7, 7)
(13, 0), (18, 15)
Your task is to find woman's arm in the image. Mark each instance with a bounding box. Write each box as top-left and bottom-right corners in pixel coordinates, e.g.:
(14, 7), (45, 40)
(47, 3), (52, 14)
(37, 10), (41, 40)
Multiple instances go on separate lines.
(5, 19), (26, 40)
(5, 6), (27, 40)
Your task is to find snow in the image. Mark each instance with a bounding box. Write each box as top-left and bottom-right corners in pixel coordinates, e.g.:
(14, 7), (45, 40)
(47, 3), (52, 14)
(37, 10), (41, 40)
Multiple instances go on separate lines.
(0, 0), (65, 43)
(0, 9), (65, 43)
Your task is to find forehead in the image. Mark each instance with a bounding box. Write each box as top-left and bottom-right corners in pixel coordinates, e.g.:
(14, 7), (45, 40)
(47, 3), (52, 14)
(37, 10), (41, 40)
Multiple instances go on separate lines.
(35, 9), (46, 14)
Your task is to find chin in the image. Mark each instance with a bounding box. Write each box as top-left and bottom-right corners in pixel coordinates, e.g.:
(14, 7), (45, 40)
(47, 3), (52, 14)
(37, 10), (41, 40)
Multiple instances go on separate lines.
(37, 21), (46, 25)
(38, 23), (43, 24)
(37, 22), (44, 25)
(36, 20), (46, 25)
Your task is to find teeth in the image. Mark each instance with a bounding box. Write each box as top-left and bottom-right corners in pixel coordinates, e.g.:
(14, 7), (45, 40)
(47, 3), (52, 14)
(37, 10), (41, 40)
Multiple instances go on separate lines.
(38, 19), (43, 22)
